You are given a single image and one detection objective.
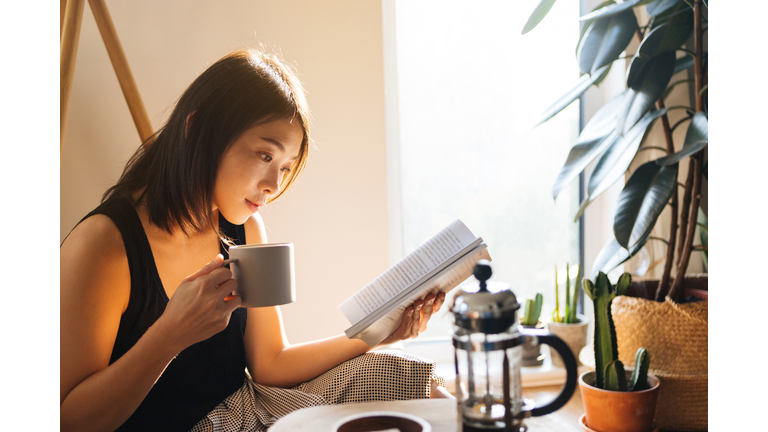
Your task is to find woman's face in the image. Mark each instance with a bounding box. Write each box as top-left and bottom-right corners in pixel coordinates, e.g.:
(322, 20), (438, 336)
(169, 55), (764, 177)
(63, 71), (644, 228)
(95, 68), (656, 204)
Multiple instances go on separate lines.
(213, 118), (303, 224)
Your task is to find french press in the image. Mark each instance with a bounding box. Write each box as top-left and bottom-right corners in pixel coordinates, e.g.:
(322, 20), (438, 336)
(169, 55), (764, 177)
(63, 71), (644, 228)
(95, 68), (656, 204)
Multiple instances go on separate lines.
(452, 260), (578, 432)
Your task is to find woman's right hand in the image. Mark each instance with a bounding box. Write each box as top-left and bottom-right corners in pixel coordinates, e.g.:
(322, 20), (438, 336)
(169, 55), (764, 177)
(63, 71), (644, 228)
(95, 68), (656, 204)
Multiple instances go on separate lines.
(157, 254), (243, 352)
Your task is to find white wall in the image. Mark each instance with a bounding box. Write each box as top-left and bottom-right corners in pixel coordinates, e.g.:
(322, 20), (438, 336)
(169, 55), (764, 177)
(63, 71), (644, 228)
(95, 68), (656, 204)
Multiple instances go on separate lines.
(61, 0), (389, 343)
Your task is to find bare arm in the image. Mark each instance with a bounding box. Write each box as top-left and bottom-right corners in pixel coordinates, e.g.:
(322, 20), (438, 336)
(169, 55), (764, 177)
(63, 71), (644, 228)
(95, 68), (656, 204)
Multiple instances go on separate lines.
(241, 214), (444, 388)
(60, 217), (242, 432)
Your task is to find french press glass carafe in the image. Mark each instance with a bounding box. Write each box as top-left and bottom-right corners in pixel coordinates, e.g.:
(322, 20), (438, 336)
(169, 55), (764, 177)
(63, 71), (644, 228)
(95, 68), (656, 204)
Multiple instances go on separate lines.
(452, 260), (578, 432)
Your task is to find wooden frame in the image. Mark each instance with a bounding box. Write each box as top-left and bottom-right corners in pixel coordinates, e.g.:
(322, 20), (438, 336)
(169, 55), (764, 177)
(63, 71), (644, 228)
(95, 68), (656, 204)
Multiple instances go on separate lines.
(60, 0), (153, 158)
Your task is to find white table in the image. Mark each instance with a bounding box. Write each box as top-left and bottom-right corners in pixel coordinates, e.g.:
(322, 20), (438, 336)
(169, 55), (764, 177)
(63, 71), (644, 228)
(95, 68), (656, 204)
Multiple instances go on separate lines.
(268, 387), (584, 432)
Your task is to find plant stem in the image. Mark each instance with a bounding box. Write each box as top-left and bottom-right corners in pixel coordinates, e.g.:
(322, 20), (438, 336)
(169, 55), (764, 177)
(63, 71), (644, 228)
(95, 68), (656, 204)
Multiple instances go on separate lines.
(637, 146), (669, 154)
(670, 116), (692, 133)
(656, 98), (679, 301)
(664, 105), (697, 116)
(667, 0), (706, 302)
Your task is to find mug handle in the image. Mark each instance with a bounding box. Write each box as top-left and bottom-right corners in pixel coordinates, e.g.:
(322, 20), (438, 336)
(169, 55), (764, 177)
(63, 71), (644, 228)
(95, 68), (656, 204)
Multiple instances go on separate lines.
(519, 327), (578, 417)
(222, 258), (238, 266)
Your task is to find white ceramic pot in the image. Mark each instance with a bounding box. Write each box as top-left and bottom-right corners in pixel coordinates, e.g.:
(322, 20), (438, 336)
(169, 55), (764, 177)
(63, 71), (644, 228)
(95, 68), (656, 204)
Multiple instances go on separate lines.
(547, 314), (589, 367)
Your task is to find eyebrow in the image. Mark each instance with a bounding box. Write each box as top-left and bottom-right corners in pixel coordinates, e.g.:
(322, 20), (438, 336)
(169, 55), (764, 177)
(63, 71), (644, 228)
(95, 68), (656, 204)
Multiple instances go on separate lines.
(262, 137), (299, 161)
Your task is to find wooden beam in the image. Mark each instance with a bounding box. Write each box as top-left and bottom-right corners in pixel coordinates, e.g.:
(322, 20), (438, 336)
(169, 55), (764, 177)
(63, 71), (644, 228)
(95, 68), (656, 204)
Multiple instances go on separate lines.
(88, 0), (154, 145)
(61, 0), (68, 38)
(60, 0), (85, 157)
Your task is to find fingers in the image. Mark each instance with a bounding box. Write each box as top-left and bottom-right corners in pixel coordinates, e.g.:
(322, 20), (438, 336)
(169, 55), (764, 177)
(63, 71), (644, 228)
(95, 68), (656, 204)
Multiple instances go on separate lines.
(419, 294), (436, 332)
(433, 292), (446, 313)
(410, 300), (423, 338)
(184, 254), (225, 281)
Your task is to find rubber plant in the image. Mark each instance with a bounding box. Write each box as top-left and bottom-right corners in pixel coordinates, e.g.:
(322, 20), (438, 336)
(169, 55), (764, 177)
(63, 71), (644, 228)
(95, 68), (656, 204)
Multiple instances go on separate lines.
(522, 0), (708, 302)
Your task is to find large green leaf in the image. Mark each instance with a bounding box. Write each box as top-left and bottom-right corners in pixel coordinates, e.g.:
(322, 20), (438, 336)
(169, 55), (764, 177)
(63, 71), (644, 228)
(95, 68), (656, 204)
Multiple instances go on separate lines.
(651, 6), (694, 51)
(591, 236), (648, 280)
(535, 64), (612, 127)
(574, 108), (667, 221)
(616, 50), (676, 134)
(614, 160), (679, 250)
(577, 10), (637, 75)
(656, 111), (708, 166)
(579, 0), (645, 21)
(645, 0), (683, 17)
(576, 0), (616, 56)
(551, 92), (625, 199)
(625, 24), (681, 90)
(522, 0), (557, 34)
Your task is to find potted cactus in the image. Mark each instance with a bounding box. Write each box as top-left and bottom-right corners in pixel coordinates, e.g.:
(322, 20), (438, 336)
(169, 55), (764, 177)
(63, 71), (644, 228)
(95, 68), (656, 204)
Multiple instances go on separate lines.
(580, 271), (660, 432)
(547, 263), (589, 367)
(520, 292), (544, 366)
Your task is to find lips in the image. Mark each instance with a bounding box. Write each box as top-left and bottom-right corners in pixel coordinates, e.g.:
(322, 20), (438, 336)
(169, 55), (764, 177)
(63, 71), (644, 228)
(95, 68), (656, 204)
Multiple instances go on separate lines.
(246, 199), (263, 213)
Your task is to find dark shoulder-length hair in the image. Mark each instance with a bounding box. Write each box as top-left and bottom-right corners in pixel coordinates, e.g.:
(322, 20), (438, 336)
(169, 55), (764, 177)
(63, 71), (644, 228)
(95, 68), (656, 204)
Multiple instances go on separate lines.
(103, 49), (311, 234)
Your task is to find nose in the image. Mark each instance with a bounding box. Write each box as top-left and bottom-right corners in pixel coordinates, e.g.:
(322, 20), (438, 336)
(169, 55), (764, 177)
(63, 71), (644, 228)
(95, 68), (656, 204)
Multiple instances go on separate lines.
(259, 165), (282, 196)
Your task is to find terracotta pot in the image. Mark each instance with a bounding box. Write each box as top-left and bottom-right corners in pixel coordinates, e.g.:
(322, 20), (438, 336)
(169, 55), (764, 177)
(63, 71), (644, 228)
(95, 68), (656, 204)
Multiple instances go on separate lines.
(547, 314), (589, 367)
(579, 370), (660, 432)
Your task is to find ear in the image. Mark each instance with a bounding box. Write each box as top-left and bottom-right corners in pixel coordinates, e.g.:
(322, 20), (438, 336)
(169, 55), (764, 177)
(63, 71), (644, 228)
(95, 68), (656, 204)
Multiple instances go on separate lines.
(185, 112), (195, 138)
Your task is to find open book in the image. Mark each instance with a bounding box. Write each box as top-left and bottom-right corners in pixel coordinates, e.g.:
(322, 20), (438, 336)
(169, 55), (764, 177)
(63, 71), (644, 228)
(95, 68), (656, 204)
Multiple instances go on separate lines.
(340, 219), (491, 346)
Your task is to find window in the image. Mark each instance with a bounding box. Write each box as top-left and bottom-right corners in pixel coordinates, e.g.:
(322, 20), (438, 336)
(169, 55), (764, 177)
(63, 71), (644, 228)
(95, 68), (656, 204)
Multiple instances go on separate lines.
(384, 0), (583, 341)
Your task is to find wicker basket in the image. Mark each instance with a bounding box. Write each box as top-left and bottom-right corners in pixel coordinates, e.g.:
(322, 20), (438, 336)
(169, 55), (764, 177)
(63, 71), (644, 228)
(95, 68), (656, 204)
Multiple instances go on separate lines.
(612, 279), (708, 431)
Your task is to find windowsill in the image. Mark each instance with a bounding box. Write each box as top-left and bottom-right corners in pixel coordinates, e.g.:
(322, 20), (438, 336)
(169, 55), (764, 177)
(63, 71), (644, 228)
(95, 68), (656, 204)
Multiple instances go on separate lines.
(395, 338), (591, 395)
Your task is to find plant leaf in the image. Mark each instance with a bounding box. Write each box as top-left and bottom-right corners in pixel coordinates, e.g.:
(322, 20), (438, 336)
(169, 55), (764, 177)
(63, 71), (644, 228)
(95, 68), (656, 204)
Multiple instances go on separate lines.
(575, 108), (667, 221)
(577, 10), (637, 75)
(579, 0), (647, 21)
(674, 54), (695, 75)
(650, 6), (694, 52)
(591, 236), (648, 280)
(645, 0), (683, 17)
(551, 92), (625, 199)
(535, 64), (612, 128)
(656, 111), (707, 166)
(576, 0), (616, 56)
(613, 160), (679, 250)
(616, 51), (676, 134)
(522, 0), (558, 34)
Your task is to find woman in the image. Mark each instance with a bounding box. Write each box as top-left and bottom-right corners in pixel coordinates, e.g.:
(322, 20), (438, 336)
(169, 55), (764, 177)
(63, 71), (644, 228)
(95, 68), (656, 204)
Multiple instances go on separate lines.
(60, 49), (447, 432)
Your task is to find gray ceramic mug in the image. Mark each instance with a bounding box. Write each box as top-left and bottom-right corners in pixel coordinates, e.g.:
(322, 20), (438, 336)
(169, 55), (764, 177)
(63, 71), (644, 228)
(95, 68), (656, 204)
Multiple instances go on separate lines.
(223, 243), (296, 308)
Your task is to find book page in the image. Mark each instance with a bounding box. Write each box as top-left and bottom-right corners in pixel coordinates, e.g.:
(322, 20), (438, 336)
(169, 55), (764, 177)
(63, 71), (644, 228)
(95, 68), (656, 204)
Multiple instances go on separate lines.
(339, 220), (477, 325)
(351, 246), (491, 346)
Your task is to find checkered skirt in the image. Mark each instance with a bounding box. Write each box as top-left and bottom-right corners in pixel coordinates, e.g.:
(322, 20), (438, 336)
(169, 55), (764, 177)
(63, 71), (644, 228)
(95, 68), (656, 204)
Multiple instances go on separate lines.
(189, 350), (444, 432)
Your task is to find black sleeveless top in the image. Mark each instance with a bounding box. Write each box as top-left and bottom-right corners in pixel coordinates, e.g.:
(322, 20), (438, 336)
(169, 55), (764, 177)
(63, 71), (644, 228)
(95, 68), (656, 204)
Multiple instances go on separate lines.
(78, 196), (247, 432)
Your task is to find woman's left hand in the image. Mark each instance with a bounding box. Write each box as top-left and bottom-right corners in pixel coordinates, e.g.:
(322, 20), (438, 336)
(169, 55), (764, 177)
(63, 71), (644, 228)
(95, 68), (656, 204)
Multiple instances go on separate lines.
(377, 292), (447, 347)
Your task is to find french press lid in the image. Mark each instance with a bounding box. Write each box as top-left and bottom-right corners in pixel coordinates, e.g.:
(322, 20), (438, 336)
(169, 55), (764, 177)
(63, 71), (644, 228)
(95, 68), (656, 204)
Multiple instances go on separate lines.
(451, 260), (520, 334)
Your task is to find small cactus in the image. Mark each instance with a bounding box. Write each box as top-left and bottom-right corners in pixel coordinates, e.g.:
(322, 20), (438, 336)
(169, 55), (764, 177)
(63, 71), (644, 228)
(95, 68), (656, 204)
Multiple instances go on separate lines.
(584, 271), (650, 391)
(630, 348), (651, 391)
(554, 263), (582, 324)
(521, 293), (543, 326)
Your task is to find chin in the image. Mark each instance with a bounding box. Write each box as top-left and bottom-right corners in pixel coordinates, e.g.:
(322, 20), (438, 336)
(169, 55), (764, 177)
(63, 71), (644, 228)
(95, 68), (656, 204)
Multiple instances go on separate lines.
(219, 209), (251, 226)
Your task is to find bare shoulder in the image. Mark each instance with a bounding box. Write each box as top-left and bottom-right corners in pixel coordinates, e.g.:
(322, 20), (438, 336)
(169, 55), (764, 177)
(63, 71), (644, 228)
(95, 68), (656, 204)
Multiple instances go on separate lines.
(243, 213), (268, 245)
(61, 214), (131, 313)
